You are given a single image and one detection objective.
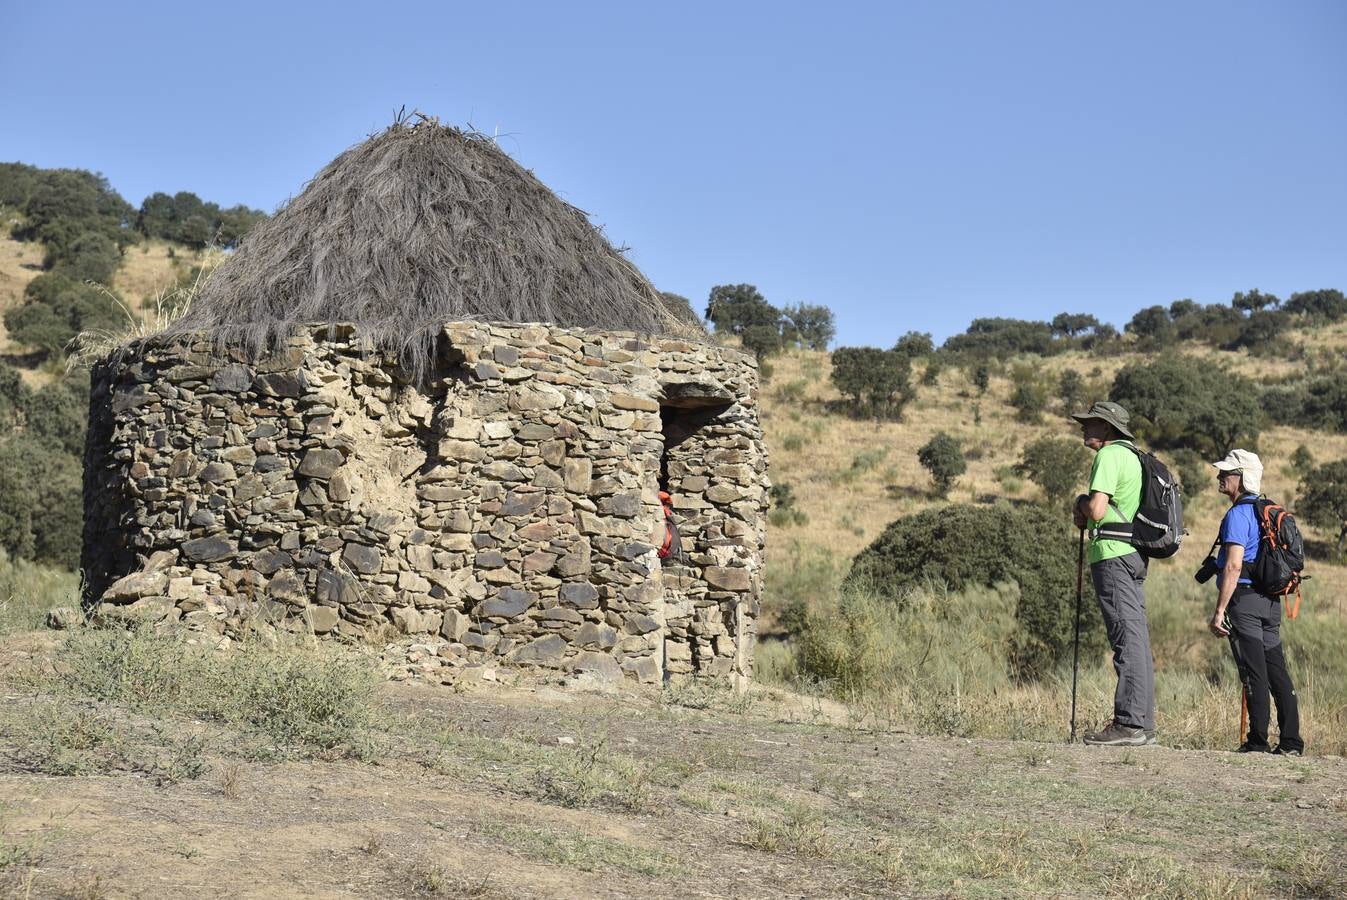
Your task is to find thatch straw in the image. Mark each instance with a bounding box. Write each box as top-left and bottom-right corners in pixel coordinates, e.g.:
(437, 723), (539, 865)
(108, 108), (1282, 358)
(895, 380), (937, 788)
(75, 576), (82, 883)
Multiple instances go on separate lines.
(169, 118), (702, 379)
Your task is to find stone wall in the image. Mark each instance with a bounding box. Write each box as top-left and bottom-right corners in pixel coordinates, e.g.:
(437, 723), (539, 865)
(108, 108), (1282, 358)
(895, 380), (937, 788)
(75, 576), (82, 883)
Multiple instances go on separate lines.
(83, 322), (767, 684)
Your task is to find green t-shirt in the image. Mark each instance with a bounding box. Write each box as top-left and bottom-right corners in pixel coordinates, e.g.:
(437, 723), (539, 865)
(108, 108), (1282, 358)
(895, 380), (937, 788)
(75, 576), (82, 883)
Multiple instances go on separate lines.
(1087, 441), (1142, 564)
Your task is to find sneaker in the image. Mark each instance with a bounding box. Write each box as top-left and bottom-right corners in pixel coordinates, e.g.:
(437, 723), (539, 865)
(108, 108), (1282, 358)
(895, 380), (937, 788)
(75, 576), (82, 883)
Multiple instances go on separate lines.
(1083, 722), (1149, 746)
(1143, 729), (1157, 746)
(1236, 741), (1272, 753)
(1272, 745), (1303, 757)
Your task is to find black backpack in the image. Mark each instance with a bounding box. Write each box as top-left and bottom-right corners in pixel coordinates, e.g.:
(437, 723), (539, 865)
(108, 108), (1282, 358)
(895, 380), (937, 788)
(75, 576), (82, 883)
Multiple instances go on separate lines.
(1095, 443), (1185, 559)
(1238, 496), (1306, 615)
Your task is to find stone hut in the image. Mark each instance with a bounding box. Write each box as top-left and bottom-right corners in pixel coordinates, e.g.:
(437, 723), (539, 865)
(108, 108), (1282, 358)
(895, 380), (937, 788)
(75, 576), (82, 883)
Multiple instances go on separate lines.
(82, 122), (767, 686)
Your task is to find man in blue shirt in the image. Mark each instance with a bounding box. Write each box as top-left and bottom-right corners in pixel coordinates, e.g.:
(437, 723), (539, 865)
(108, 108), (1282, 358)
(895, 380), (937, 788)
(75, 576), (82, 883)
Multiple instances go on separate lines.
(1207, 449), (1303, 755)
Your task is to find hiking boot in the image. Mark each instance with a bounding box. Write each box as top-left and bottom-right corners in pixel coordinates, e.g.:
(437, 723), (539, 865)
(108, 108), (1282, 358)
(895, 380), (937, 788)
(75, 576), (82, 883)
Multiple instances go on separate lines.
(1236, 741), (1272, 753)
(1083, 722), (1148, 746)
(1272, 745), (1303, 757)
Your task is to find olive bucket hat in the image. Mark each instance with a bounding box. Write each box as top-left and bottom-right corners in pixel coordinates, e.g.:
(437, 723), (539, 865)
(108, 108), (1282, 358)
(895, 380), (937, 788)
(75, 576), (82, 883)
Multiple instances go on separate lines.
(1070, 400), (1135, 439)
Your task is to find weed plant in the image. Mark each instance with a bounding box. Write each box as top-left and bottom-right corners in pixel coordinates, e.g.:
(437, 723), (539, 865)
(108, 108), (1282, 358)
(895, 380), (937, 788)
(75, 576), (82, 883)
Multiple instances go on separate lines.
(770, 567), (1347, 753)
(0, 556), (79, 634)
(53, 626), (384, 758)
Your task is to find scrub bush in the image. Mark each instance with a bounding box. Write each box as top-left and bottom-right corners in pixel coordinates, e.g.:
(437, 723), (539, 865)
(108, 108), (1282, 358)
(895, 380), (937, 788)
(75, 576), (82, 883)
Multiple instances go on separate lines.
(842, 503), (1106, 680)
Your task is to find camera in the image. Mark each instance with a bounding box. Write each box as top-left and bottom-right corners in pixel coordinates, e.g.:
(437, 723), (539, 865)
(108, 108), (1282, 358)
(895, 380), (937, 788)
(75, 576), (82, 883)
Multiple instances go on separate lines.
(1194, 556), (1219, 584)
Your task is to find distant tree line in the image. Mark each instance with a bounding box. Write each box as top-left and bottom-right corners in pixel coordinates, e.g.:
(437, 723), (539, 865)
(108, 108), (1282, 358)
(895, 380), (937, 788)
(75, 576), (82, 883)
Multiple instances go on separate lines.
(136, 191), (266, 249)
(0, 162), (266, 359)
(698, 283), (836, 358)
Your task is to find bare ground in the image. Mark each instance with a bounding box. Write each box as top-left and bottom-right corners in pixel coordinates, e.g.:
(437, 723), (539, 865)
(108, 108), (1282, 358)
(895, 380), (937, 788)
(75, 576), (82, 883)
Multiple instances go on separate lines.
(1, 632), (1344, 900)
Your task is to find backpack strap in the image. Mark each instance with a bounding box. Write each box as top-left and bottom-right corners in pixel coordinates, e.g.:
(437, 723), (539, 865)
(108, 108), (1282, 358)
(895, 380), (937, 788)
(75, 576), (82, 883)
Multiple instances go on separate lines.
(1232, 496), (1261, 583)
(1093, 441), (1145, 541)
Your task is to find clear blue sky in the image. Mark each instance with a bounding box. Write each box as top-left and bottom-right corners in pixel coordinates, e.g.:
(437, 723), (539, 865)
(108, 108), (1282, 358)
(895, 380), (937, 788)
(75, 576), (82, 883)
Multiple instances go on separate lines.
(4, 1), (1345, 347)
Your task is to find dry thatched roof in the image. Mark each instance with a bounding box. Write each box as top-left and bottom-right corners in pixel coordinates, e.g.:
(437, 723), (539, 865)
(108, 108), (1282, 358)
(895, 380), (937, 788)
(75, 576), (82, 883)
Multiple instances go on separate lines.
(172, 118), (701, 376)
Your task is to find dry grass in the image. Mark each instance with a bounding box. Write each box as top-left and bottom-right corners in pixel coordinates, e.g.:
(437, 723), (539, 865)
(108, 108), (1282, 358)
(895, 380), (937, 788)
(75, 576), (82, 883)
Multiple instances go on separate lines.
(0, 230), (45, 375)
(759, 344), (1347, 596)
(111, 239), (202, 305)
(67, 251), (221, 370)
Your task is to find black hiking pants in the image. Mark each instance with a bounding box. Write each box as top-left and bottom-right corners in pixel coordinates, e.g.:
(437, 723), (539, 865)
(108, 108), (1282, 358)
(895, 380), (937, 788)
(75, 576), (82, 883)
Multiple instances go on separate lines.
(1227, 586), (1303, 752)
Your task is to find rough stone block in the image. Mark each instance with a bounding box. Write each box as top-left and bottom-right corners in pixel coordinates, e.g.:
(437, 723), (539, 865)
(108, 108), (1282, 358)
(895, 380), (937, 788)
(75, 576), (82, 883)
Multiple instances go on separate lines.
(575, 622), (618, 649)
(479, 587), (534, 619)
(438, 440), (485, 461)
(342, 542), (382, 575)
(305, 606), (340, 634)
(508, 634), (566, 666)
(598, 493), (641, 518)
(266, 570), (309, 606)
(199, 462), (237, 484)
(705, 566), (751, 591)
(554, 545), (592, 577)
(562, 459), (592, 493)
(103, 570), (169, 604)
(440, 609), (470, 641)
(569, 651), (622, 682)
(296, 448), (344, 480)
(620, 655), (661, 683)
(609, 393), (659, 412)
(182, 536), (236, 563)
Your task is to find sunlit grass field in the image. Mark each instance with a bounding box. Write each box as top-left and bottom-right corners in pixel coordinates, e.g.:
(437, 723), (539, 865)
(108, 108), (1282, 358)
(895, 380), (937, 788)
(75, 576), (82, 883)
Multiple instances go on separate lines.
(755, 340), (1347, 753)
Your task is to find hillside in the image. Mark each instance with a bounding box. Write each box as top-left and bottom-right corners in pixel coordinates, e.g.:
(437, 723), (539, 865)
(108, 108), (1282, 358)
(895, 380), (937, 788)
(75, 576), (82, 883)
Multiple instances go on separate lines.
(756, 338), (1347, 606)
(2, 221), (1347, 896)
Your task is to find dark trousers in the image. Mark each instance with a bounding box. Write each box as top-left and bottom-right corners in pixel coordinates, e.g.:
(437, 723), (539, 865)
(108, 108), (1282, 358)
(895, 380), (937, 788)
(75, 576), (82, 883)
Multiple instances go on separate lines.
(1090, 553), (1155, 730)
(1227, 586), (1303, 751)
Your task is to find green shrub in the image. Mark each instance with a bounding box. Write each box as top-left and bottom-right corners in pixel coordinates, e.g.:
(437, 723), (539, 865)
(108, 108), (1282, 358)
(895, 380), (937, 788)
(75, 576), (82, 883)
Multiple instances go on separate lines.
(917, 432), (965, 497)
(768, 482), (808, 527)
(4, 273), (126, 356)
(1058, 369), (1084, 413)
(56, 627), (384, 757)
(1169, 448), (1210, 499)
(1291, 444), (1314, 475)
(1297, 459), (1347, 556)
(843, 503), (1106, 679)
(781, 302), (835, 351)
(892, 330), (934, 358)
(776, 378), (808, 403)
(1110, 355), (1260, 457)
(1295, 377), (1347, 432)
(920, 355), (944, 386)
(942, 318), (1056, 358)
(0, 363), (31, 428)
(1016, 436), (1089, 507)
(972, 362), (990, 395)
(1008, 364), (1049, 424)
(830, 347), (915, 420)
(740, 323), (783, 359)
(0, 437), (82, 568)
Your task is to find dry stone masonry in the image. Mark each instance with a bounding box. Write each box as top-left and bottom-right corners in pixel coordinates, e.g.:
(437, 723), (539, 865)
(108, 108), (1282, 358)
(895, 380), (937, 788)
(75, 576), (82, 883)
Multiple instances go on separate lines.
(83, 322), (767, 686)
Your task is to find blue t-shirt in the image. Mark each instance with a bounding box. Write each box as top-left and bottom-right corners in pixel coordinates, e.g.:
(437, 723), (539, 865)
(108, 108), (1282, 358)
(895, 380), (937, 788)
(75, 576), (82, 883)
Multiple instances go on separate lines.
(1216, 494), (1260, 586)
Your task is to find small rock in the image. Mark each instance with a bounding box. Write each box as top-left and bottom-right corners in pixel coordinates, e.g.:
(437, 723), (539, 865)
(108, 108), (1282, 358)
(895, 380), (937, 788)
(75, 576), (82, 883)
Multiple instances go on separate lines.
(45, 607), (81, 630)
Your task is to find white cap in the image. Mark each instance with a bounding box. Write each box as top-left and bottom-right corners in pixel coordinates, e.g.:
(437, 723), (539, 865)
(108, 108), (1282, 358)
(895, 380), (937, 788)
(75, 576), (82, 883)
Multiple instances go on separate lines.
(1211, 448), (1263, 494)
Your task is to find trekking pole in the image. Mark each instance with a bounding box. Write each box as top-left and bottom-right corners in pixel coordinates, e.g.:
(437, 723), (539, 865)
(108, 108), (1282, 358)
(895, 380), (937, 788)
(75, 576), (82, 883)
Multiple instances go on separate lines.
(1070, 527), (1084, 742)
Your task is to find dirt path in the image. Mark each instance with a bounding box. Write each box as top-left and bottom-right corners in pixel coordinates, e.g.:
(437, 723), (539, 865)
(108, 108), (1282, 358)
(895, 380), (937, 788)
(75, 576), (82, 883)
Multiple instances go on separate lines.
(3, 670), (1346, 899)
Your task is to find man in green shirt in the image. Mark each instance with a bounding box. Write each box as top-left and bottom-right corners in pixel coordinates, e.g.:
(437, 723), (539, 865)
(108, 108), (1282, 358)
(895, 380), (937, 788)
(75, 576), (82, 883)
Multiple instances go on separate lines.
(1070, 400), (1156, 746)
